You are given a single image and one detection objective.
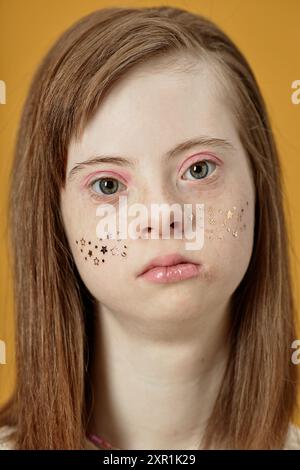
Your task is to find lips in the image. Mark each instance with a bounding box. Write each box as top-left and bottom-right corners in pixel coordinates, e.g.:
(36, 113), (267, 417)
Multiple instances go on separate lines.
(137, 253), (201, 283)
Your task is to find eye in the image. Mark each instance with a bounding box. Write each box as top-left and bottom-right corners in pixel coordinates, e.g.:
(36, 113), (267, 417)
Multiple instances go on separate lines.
(90, 177), (126, 196)
(181, 160), (217, 181)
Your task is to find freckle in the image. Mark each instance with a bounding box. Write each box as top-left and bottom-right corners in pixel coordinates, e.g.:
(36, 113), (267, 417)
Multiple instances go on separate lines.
(88, 241), (91, 245)
(76, 240), (78, 244)
(102, 259), (105, 263)
(241, 208), (244, 212)
(80, 249), (83, 252)
(85, 257), (87, 260)
(124, 245), (127, 248)
(243, 224), (246, 228)
(95, 245), (98, 249)
(246, 201), (249, 206)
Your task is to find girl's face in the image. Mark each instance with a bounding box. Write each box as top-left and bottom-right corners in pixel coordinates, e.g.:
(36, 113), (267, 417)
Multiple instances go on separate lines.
(60, 58), (255, 326)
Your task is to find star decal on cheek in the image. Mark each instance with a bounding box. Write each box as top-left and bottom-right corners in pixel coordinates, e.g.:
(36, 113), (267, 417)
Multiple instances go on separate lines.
(110, 246), (120, 256)
(76, 236), (129, 265)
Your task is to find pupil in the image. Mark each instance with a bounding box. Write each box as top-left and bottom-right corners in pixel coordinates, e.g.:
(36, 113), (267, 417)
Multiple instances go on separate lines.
(190, 162), (208, 179)
(100, 179), (118, 194)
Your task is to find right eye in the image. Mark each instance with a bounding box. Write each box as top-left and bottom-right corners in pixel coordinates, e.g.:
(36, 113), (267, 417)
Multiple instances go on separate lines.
(90, 177), (126, 196)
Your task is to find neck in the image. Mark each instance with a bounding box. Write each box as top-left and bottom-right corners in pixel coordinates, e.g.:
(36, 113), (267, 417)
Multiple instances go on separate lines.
(87, 301), (231, 450)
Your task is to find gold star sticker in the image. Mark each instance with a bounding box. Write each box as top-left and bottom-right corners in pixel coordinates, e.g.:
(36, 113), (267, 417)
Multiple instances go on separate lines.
(227, 210), (233, 219)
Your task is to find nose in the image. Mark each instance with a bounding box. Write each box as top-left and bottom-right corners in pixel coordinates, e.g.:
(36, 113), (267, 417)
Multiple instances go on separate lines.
(141, 215), (177, 239)
(139, 202), (190, 239)
(133, 175), (193, 240)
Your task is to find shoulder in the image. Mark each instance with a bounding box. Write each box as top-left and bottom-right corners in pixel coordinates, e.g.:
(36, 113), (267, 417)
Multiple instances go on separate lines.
(283, 423), (300, 450)
(0, 425), (15, 450)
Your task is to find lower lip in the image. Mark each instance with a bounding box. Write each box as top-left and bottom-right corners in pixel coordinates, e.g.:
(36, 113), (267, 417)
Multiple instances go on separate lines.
(139, 263), (201, 284)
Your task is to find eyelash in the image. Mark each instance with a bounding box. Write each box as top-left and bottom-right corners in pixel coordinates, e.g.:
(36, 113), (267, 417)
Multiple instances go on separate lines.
(87, 159), (218, 201)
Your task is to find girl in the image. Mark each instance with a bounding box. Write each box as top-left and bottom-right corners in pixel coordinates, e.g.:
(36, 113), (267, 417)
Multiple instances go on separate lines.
(0, 6), (299, 450)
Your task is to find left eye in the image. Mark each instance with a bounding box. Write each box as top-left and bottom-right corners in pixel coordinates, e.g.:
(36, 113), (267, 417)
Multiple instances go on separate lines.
(182, 160), (216, 180)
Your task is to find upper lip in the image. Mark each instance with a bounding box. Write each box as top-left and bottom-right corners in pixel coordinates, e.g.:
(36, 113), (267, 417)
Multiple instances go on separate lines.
(137, 253), (200, 277)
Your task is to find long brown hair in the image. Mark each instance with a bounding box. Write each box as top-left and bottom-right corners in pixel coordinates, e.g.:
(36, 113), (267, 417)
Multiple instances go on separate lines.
(0, 6), (298, 449)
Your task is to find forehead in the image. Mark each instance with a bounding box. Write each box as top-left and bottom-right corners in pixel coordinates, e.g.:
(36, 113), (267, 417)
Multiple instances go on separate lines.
(67, 55), (238, 167)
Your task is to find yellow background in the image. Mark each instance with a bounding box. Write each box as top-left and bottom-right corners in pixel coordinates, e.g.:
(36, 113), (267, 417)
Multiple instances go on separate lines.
(0, 0), (300, 423)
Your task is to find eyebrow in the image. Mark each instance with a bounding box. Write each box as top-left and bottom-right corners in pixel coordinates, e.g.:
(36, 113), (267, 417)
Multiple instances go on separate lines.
(67, 135), (236, 182)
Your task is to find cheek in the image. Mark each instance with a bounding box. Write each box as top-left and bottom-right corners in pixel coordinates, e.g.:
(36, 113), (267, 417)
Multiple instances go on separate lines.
(201, 198), (254, 293)
(71, 229), (134, 304)
(73, 230), (129, 280)
(60, 194), (130, 295)
(61, 192), (127, 265)
(204, 200), (251, 241)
